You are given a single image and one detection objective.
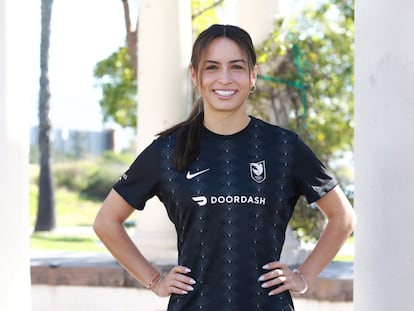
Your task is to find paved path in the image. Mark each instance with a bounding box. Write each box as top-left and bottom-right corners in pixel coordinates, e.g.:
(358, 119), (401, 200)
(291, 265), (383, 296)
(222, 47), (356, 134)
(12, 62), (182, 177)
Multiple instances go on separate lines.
(106, 288), (353, 311)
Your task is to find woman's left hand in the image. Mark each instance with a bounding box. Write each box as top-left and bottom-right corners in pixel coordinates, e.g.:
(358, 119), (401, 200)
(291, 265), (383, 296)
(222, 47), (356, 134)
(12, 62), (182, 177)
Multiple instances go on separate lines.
(258, 261), (307, 296)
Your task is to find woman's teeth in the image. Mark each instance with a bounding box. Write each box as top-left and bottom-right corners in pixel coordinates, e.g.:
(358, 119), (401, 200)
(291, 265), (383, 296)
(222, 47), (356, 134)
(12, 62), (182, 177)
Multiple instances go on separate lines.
(215, 90), (236, 96)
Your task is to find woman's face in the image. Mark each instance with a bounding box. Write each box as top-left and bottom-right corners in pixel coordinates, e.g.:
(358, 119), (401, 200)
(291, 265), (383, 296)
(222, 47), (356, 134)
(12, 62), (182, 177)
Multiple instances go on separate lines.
(191, 37), (257, 117)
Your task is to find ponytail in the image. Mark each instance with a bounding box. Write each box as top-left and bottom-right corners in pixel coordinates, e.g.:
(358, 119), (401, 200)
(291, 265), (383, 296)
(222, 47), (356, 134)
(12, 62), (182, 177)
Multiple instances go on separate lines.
(158, 98), (204, 171)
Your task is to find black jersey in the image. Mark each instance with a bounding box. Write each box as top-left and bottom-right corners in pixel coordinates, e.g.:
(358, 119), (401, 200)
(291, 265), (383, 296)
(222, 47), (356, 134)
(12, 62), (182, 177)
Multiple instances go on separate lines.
(114, 117), (337, 311)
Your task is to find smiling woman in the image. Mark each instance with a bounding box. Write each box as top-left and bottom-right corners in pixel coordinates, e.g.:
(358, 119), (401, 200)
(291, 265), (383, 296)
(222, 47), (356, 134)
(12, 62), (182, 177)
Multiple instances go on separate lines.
(93, 24), (356, 311)
(191, 37), (257, 130)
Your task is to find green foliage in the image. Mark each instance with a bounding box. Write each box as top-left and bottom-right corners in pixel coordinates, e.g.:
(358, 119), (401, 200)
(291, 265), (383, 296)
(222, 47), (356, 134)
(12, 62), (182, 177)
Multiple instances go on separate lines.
(29, 183), (101, 228)
(53, 161), (96, 192)
(254, 1), (354, 162)
(29, 160), (136, 252)
(251, 0), (354, 240)
(93, 0), (223, 130)
(52, 153), (131, 200)
(192, 0), (223, 35)
(30, 151), (135, 229)
(94, 46), (137, 128)
(82, 166), (119, 199)
(101, 150), (135, 164)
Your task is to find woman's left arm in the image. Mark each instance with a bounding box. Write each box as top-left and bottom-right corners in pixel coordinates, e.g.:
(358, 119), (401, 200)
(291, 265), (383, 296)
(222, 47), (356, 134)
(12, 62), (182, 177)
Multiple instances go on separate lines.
(259, 185), (356, 295)
(296, 185), (356, 282)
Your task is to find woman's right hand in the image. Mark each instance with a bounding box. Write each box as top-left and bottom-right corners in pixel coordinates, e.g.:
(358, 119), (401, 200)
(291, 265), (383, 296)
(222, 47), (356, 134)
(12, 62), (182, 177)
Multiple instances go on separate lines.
(153, 265), (196, 297)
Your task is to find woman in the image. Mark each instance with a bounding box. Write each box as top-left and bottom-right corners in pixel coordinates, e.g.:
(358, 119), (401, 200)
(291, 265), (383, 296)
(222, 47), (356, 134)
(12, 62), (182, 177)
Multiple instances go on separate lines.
(94, 24), (356, 310)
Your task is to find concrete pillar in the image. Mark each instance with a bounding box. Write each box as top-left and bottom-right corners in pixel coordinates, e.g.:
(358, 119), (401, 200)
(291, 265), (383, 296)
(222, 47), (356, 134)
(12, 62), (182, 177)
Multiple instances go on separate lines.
(134, 0), (192, 261)
(236, 0), (282, 45)
(354, 1), (414, 309)
(0, 0), (32, 310)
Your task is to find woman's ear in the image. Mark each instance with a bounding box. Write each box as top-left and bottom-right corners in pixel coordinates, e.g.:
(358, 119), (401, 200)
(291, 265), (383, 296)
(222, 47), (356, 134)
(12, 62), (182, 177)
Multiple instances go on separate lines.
(251, 64), (259, 88)
(189, 65), (198, 87)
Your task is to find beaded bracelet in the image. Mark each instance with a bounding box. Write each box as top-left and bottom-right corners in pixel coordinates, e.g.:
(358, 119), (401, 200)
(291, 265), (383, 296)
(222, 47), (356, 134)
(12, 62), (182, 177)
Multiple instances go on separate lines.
(145, 273), (161, 289)
(292, 269), (308, 294)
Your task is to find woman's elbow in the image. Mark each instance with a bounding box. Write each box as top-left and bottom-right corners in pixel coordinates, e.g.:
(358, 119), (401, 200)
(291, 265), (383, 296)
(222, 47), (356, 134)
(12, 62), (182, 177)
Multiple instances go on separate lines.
(93, 212), (106, 238)
(342, 206), (357, 236)
(93, 206), (115, 239)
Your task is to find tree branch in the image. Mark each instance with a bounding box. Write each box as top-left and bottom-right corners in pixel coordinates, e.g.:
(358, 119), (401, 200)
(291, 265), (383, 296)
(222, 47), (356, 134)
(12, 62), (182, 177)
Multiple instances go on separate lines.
(192, 0), (224, 20)
(122, 0), (132, 33)
(122, 0), (138, 78)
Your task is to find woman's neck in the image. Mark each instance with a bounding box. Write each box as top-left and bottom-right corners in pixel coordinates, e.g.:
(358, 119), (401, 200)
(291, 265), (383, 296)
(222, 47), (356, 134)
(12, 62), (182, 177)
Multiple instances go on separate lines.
(203, 111), (251, 135)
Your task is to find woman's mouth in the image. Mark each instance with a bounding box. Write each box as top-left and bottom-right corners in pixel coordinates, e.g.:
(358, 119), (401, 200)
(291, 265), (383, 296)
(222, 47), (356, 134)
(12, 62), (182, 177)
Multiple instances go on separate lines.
(214, 90), (236, 97)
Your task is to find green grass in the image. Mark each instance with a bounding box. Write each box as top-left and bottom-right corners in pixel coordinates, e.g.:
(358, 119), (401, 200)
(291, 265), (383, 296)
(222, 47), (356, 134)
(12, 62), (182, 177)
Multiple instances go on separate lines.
(29, 182), (106, 252)
(30, 232), (106, 252)
(334, 253), (354, 262)
(29, 185), (102, 228)
(333, 236), (354, 262)
(29, 185), (137, 253)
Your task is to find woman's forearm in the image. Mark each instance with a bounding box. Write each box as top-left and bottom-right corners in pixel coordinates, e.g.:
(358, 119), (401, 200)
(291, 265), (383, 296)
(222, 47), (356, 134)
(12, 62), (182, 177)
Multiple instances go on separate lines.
(298, 213), (354, 283)
(93, 216), (160, 288)
(297, 186), (356, 284)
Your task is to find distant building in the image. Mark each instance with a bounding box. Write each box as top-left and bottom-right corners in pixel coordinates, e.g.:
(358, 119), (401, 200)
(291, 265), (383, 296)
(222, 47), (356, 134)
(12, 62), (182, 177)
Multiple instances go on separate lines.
(30, 127), (117, 160)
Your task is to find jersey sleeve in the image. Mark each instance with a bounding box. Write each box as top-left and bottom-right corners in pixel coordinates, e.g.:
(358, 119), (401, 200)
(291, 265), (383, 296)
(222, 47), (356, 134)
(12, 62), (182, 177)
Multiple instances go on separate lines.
(293, 136), (337, 203)
(113, 139), (161, 210)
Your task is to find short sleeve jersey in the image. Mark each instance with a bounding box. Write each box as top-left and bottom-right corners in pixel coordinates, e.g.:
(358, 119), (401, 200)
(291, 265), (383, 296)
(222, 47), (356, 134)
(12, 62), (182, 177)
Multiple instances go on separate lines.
(113, 117), (337, 311)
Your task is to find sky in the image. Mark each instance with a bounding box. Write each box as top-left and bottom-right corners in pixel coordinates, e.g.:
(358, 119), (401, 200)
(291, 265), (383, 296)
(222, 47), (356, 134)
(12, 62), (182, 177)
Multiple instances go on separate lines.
(26, 0), (294, 132)
(28, 0), (137, 131)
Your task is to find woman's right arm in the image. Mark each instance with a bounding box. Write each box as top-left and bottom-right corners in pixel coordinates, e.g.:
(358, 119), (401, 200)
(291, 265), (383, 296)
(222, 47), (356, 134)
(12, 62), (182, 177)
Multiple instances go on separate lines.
(93, 189), (195, 296)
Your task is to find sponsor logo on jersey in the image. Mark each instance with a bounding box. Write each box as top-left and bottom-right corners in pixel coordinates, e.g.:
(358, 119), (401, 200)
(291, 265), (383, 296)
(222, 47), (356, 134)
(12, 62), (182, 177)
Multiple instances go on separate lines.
(192, 195), (266, 206)
(192, 196), (208, 206)
(250, 160), (266, 183)
(186, 168), (210, 179)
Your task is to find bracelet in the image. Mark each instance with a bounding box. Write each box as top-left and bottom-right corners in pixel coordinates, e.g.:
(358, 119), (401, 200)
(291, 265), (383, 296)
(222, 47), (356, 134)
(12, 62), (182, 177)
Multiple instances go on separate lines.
(145, 273), (161, 289)
(292, 269), (308, 294)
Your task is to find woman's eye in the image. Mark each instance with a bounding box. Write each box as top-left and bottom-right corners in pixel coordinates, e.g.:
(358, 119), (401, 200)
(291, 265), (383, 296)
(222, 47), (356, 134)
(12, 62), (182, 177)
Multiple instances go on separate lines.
(206, 65), (217, 70)
(232, 64), (244, 70)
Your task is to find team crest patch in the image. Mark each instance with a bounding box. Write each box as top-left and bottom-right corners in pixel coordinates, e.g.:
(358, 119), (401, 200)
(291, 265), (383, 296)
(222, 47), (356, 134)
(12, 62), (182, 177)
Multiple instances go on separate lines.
(249, 160), (266, 183)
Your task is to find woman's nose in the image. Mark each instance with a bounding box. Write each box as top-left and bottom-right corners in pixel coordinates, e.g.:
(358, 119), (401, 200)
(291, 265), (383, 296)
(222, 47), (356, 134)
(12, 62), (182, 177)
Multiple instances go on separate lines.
(218, 69), (232, 83)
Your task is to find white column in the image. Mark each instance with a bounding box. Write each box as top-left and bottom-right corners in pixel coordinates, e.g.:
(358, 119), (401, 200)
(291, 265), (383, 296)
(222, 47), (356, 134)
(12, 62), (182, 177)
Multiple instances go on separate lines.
(0, 0), (32, 310)
(236, 0), (282, 45)
(134, 0), (192, 261)
(354, 1), (414, 310)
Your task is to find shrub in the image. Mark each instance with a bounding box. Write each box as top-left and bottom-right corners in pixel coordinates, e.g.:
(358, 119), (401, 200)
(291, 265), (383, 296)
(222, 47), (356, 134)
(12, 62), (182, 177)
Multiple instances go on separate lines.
(82, 164), (123, 200)
(54, 161), (98, 192)
(52, 153), (132, 201)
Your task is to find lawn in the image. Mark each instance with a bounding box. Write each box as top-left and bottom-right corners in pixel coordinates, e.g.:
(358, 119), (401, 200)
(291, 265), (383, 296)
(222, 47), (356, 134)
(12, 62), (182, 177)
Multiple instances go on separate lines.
(30, 232), (105, 252)
(30, 184), (108, 253)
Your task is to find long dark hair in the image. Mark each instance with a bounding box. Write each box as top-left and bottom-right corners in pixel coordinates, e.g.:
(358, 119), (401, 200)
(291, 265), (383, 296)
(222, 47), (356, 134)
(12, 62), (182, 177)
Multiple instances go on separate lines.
(159, 24), (257, 171)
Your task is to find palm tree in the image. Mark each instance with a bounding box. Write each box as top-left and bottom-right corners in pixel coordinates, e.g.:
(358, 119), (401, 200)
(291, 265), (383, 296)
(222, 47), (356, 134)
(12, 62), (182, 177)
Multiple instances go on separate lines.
(34, 0), (55, 231)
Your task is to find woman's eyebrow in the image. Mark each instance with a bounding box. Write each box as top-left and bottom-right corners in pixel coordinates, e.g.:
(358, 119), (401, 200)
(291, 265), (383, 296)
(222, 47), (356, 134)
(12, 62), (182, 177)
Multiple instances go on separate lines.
(230, 59), (247, 64)
(204, 59), (247, 64)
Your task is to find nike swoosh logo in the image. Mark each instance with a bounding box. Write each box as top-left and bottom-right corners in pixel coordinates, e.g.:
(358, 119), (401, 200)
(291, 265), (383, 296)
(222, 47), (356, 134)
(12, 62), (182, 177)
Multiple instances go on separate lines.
(186, 168), (210, 179)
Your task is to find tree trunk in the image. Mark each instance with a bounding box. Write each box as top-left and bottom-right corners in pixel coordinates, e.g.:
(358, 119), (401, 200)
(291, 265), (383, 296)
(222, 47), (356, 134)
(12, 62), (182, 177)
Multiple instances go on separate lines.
(122, 0), (138, 78)
(35, 0), (55, 232)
